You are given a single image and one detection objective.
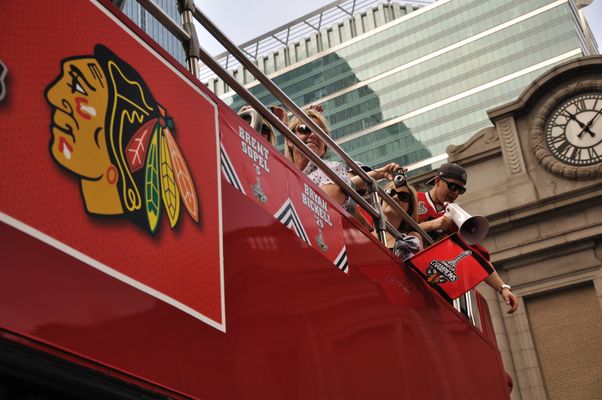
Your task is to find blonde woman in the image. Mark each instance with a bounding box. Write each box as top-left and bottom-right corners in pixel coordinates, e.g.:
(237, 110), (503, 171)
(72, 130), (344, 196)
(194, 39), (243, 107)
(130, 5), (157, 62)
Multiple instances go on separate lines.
(285, 108), (352, 210)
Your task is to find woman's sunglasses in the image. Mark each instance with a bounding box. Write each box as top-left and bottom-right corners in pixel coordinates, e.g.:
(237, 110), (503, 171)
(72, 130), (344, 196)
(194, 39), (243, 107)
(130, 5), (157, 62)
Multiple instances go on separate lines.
(386, 188), (412, 203)
(440, 178), (466, 194)
(296, 124), (312, 135)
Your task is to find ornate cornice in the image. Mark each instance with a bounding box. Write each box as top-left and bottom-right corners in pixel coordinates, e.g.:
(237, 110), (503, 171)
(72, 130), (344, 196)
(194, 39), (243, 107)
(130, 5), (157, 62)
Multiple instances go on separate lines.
(447, 127), (500, 165)
(497, 117), (524, 175)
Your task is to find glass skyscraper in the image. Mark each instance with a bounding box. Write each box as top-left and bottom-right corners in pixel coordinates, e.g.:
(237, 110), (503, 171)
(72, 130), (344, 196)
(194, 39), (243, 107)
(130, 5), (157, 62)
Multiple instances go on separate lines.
(208, 0), (597, 170)
(118, 0), (186, 65)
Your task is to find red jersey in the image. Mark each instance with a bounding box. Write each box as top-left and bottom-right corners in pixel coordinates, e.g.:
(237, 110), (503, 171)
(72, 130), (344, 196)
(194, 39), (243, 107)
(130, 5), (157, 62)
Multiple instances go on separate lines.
(416, 191), (445, 223)
(416, 191), (490, 259)
(416, 191), (454, 242)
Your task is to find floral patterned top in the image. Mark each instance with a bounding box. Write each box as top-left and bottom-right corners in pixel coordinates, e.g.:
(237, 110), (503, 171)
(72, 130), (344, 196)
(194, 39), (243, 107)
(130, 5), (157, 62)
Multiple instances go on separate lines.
(302, 160), (352, 211)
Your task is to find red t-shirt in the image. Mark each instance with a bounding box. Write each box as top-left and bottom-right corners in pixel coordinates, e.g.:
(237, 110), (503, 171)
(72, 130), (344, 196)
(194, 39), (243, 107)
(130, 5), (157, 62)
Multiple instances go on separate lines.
(416, 191), (445, 222)
(416, 191), (490, 260)
(417, 191), (454, 242)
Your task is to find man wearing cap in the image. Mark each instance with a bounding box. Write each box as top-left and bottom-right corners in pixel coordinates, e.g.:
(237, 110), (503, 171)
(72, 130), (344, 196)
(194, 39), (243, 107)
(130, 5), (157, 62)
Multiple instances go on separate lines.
(417, 163), (519, 314)
(417, 163), (467, 239)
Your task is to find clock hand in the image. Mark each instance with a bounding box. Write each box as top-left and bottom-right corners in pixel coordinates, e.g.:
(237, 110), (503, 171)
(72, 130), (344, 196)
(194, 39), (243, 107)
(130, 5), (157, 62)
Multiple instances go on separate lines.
(565, 111), (595, 138)
(578, 125), (596, 138)
(578, 108), (602, 138)
(565, 110), (587, 128)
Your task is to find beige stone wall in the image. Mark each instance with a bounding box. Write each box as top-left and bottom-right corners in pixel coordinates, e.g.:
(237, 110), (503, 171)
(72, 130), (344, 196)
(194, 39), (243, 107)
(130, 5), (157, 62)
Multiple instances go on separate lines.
(526, 284), (602, 400)
(438, 57), (602, 400)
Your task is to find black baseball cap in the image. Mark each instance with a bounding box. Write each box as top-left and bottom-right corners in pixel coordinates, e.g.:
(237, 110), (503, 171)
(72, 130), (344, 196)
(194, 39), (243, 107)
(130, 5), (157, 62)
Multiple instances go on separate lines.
(427, 163), (467, 185)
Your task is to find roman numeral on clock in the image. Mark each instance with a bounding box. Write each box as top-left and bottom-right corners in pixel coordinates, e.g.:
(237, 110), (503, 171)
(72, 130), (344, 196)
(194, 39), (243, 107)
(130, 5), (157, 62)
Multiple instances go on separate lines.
(574, 99), (588, 113)
(549, 135), (567, 146)
(571, 147), (581, 160)
(555, 139), (571, 155)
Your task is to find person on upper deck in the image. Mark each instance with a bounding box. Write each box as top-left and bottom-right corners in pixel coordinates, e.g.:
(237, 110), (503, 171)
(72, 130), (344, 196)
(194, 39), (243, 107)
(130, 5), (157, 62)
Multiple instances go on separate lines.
(417, 163), (519, 313)
(285, 105), (404, 227)
(380, 171), (423, 260)
(347, 161), (404, 199)
(238, 104), (289, 147)
(346, 161), (410, 231)
(285, 107), (352, 210)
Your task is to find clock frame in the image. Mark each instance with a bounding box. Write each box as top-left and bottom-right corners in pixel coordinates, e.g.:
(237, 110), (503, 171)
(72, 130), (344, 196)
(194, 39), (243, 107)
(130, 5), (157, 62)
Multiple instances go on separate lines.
(530, 80), (602, 179)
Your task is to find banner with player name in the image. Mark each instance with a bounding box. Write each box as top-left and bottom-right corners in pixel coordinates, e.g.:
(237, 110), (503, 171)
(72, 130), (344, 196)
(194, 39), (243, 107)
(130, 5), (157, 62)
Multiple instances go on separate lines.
(405, 234), (493, 301)
(219, 113), (290, 215)
(219, 109), (348, 273)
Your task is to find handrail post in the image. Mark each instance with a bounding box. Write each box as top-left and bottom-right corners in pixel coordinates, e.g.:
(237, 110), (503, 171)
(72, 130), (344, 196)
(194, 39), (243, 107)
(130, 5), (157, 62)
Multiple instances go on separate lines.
(368, 181), (387, 245)
(129, 1), (434, 249)
(190, 4), (436, 248)
(178, 0), (201, 78)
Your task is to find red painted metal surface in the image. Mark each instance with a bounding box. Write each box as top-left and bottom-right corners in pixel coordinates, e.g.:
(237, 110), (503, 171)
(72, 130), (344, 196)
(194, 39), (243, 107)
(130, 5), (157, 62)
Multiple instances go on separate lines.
(1, 182), (509, 399)
(476, 288), (497, 345)
(0, 1), (509, 398)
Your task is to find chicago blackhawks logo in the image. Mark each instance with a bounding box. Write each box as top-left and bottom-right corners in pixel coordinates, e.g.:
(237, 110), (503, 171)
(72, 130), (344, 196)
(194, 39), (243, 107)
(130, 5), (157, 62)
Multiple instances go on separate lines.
(45, 45), (199, 234)
(417, 200), (427, 215)
(426, 250), (471, 284)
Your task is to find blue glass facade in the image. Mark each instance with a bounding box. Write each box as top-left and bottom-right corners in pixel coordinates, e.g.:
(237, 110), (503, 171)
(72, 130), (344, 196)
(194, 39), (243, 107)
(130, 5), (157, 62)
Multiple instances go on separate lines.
(219, 0), (593, 170)
(120, 0), (186, 65)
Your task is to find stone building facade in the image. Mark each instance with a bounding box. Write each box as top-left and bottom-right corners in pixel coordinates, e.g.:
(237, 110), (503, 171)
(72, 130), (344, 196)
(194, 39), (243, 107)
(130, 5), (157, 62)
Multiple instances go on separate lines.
(435, 56), (602, 399)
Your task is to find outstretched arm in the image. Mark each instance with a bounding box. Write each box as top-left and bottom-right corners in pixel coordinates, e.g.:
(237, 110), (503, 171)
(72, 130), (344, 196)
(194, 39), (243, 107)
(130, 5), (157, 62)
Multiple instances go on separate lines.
(349, 162), (401, 191)
(484, 271), (519, 314)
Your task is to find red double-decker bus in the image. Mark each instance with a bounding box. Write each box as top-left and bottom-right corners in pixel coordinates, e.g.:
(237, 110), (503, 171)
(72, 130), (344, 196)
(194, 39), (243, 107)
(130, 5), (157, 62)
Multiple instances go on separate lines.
(0, 1), (510, 398)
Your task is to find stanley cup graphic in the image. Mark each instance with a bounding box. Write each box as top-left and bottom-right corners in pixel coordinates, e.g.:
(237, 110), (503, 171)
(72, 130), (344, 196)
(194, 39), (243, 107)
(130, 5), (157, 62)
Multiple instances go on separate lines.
(426, 250), (471, 284)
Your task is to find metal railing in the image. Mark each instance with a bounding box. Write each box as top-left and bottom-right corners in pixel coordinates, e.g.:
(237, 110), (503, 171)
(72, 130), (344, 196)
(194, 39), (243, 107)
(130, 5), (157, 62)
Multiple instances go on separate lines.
(125, 0), (433, 248)
(193, 4), (434, 247)
(111, 0), (498, 329)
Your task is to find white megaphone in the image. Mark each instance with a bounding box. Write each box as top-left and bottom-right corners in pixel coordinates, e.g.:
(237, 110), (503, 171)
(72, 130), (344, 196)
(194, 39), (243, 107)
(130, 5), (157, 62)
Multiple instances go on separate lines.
(445, 203), (489, 245)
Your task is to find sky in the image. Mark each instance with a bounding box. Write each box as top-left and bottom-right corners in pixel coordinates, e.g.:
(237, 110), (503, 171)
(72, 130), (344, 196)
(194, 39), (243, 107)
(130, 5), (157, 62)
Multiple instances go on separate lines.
(193, 0), (602, 57)
(583, 0), (602, 47)
(194, 0), (335, 56)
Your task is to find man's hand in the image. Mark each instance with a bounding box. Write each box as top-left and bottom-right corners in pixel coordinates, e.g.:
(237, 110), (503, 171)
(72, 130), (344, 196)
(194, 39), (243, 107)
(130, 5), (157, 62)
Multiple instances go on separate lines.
(373, 162), (402, 180)
(422, 215), (453, 232)
(484, 272), (519, 314)
(501, 287), (519, 314)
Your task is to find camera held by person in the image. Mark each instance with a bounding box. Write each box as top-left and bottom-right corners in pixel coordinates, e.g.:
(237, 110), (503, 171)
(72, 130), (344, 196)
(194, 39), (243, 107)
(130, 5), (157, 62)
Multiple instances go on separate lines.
(393, 168), (407, 188)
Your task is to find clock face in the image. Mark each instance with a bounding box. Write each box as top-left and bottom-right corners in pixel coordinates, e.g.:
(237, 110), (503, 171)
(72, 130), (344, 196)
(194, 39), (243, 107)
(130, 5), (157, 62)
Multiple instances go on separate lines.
(544, 92), (602, 166)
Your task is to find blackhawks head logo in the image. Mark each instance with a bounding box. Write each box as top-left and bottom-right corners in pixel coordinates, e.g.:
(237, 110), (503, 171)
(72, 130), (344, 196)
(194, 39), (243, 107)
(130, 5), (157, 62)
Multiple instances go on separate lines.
(45, 45), (199, 234)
